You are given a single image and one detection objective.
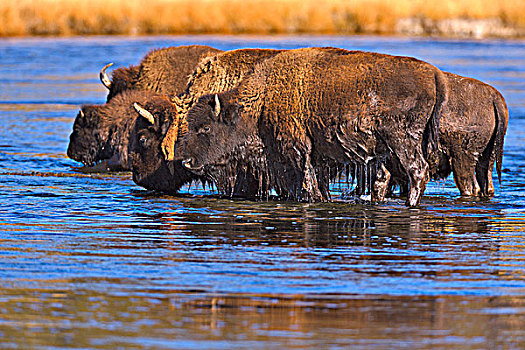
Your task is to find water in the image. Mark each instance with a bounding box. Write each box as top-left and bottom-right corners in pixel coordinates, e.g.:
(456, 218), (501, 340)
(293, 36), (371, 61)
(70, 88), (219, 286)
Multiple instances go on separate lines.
(0, 35), (524, 349)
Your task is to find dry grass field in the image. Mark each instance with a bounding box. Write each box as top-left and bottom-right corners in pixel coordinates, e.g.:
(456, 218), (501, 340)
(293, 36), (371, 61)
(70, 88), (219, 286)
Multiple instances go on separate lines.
(0, 0), (523, 37)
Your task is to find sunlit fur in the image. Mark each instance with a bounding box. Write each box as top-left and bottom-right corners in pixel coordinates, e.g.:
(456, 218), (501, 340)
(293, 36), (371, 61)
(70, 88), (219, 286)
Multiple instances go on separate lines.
(181, 47), (449, 207)
(162, 48), (284, 161)
(105, 45), (222, 102)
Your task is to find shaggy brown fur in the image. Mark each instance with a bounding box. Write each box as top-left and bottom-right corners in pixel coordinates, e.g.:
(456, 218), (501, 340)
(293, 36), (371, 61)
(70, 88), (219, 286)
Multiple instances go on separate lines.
(104, 45), (222, 101)
(68, 45), (221, 170)
(161, 48), (284, 161)
(180, 48), (448, 207)
(132, 48), (283, 194)
(384, 72), (508, 198)
(67, 90), (168, 170)
(128, 97), (198, 192)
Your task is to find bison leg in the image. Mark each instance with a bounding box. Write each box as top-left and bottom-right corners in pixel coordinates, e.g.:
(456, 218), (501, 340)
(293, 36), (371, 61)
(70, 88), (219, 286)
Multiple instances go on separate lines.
(451, 154), (481, 197)
(232, 169), (261, 198)
(371, 163), (391, 202)
(475, 156), (496, 197)
(389, 144), (429, 207)
(301, 155), (324, 202)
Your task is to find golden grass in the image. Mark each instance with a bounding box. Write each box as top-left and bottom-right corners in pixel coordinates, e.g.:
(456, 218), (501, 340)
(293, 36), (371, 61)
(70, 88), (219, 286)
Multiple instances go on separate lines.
(0, 0), (523, 37)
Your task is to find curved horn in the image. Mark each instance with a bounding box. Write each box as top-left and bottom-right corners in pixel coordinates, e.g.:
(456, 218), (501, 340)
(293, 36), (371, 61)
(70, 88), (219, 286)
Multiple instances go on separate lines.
(214, 94), (221, 116)
(133, 103), (155, 125)
(99, 62), (114, 90)
(79, 109), (84, 118)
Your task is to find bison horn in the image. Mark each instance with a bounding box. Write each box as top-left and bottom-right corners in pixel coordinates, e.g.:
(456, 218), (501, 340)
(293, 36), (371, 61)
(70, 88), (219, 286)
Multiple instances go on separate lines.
(214, 94), (221, 117)
(99, 63), (114, 90)
(79, 109), (84, 118)
(133, 103), (155, 125)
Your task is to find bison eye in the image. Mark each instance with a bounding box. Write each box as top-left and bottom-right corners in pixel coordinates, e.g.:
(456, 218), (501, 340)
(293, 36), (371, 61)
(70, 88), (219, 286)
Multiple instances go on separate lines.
(139, 135), (148, 147)
(199, 125), (211, 134)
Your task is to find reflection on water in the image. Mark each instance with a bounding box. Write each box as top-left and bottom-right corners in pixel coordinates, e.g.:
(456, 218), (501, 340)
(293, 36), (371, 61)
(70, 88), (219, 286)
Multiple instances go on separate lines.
(0, 35), (524, 349)
(1, 289), (523, 349)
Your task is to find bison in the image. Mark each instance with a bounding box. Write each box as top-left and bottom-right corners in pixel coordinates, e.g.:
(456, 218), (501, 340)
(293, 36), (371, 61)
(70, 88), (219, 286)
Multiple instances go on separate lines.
(436, 73), (508, 197)
(128, 97), (199, 192)
(179, 47), (449, 207)
(129, 48), (283, 194)
(368, 72), (508, 200)
(100, 45), (222, 102)
(67, 45), (221, 170)
(67, 90), (173, 171)
(161, 48), (284, 161)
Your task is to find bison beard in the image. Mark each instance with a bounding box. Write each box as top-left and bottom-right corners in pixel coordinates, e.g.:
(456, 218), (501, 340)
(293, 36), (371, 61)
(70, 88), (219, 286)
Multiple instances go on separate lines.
(181, 48), (449, 207)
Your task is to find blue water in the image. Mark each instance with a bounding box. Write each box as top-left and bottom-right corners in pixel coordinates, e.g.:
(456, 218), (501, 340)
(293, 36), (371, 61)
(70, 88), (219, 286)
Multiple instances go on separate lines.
(0, 35), (524, 349)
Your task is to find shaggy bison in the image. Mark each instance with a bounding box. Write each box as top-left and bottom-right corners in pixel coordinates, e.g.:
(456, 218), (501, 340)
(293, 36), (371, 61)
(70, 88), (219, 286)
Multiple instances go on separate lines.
(161, 48), (284, 161)
(129, 48), (283, 194)
(100, 45), (222, 102)
(383, 72), (508, 198)
(67, 90), (170, 170)
(129, 98), (198, 192)
(68, 45), (221, 170)
(179, 48), (448, 207)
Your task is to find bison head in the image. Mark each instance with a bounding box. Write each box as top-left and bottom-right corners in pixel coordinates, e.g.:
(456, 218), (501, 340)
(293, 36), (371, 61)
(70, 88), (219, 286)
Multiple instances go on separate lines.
(68, 90), (163, 171)
(129, 99), (197, 193)
(180, 93), (264, 195)
(67, 105), (112, 168)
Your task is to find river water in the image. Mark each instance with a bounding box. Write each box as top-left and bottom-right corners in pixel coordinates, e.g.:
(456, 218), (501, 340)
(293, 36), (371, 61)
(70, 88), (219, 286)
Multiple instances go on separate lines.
(0, 35), (524, 349)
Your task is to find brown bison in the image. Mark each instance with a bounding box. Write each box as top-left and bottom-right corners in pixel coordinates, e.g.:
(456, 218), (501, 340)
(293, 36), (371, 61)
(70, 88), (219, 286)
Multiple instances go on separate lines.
(161, 48), (284, 161)
(100, 45), (222, 102)
(372, 72), (508, 200)
(128, 97), (199, 192)
(179, 48), (449, 207)
(437, 73), (508, 197)
(67, 90), (171, 170)
(67, 45), (221, 170)
(130, 48), (283, 194)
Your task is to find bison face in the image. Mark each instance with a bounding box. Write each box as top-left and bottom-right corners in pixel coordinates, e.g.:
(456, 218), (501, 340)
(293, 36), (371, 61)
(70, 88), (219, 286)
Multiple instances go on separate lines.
(180, 93), (262, 194)
(67, 105), (110, 167)
(129, 100), (195, 193)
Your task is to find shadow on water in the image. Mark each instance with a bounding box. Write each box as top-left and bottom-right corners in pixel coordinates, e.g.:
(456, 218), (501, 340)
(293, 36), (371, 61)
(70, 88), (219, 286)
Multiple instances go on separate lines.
(0, 35), (524, 349)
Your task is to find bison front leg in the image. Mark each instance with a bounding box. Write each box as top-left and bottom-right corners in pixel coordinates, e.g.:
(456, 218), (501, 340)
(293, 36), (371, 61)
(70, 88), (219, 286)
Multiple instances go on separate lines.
(301, 154), (324, 202)
(388, 142), (430, 207)
(371, 163), (391, 202)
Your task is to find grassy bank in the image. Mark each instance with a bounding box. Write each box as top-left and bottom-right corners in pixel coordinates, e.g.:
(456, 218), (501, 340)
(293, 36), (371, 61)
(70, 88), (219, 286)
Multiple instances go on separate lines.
(1, 0), (524, 37)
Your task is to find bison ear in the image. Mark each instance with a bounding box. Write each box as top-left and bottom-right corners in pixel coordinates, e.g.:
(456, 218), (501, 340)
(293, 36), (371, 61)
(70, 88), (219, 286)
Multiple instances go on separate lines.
(133, 103), (155, 125)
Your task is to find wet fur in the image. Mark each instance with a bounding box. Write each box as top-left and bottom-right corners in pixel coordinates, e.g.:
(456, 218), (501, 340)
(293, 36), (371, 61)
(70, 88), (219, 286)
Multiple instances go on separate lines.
(68, 45), (220, 170)
(385, 72), (509, 197)
(130, 48), (283, 194)
(182, 48), (449, 207)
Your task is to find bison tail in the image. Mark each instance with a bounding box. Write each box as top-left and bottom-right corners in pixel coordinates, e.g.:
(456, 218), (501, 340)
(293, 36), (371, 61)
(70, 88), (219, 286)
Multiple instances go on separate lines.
(494, 94), (509, 185)
(423, 70), (448, 161)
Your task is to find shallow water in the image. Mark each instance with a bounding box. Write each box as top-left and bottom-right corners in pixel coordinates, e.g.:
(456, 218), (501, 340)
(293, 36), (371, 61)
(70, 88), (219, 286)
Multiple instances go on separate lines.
(0, 35), (524, 349)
